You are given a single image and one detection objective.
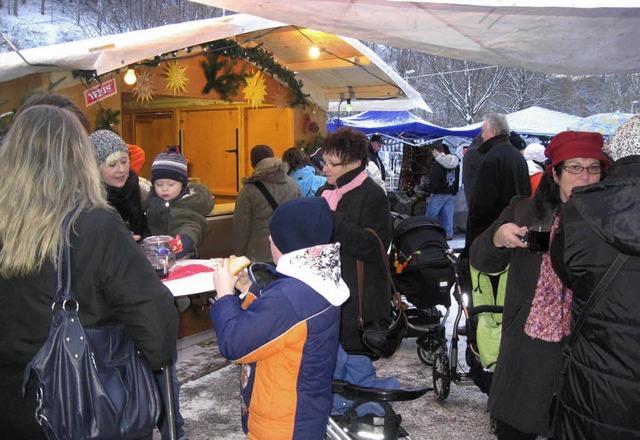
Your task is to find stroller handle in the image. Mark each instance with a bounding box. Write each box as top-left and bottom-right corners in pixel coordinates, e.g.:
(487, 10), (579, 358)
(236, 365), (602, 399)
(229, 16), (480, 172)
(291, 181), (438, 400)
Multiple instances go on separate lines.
(468, 305), (504, 316)
(444, 249), (458, 265)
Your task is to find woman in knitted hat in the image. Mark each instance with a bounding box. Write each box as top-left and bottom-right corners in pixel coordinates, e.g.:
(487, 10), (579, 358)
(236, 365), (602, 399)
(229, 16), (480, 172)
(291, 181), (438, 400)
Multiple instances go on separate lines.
(550, 116), (640, 439)
(144, 146), (214, 260)
(89, 129), (149, 241)
(470, 130), (609, 439)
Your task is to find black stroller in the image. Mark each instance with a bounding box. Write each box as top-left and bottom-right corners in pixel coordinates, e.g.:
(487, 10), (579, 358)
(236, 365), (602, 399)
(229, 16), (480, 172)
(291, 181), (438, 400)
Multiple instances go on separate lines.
(390, 215), (502, 402)
(389, 215), (454, 364)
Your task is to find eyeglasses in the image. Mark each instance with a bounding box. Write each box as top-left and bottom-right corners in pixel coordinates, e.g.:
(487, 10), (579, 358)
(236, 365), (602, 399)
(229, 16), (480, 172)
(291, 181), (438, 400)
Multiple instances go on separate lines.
(320, 160), (344, 168)
(562, 164), (602, 175)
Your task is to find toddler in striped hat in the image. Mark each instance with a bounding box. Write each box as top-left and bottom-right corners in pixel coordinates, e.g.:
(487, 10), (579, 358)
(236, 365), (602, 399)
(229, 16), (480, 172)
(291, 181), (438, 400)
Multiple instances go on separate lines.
(151, 146), (188, 201)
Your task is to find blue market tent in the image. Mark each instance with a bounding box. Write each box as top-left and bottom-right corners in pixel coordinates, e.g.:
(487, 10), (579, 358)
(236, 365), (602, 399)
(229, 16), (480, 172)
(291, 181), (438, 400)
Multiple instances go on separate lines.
(327, 111), (481, 139)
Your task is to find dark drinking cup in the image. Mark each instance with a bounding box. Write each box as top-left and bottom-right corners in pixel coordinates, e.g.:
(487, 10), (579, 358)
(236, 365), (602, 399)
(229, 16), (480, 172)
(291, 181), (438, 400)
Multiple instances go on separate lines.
(526, 226), (550, 253)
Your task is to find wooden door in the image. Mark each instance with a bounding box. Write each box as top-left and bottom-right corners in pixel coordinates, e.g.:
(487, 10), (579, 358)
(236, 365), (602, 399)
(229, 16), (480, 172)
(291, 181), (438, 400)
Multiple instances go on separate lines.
(244, 107), (294, 172)
(133, 111), (176, 180)
(180, 108), (240, 198)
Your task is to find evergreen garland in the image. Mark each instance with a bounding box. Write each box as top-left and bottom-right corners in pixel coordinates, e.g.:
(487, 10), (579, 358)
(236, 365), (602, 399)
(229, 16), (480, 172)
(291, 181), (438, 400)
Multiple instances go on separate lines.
(202, 39), (310, 108)
(95, 108), (121, 131)
(200, 54), (248, 101)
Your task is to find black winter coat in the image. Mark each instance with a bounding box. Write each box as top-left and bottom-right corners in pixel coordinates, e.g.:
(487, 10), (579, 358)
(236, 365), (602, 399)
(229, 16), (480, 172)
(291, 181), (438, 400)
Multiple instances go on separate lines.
(0, 209), (179, 436)
(462, 135), (483, 205)
(466, 134), (531, 250)
(551, 156), (640, 440)
(471, 193), (561, 437)
(319, 166), (392, 354)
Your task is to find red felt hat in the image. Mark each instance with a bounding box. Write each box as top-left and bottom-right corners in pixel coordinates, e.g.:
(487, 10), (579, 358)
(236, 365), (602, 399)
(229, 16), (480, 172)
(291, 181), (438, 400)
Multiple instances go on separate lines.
(545, 131), (610, 175)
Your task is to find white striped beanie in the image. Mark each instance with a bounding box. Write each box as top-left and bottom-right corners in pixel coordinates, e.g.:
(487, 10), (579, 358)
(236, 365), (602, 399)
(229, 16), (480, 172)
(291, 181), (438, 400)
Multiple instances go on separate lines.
(151, 146), (188, 185)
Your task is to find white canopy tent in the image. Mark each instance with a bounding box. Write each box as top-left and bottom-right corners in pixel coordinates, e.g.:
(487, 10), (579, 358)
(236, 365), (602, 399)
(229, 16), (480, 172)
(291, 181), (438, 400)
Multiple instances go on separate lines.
(0, 14), (429, 111)
(191, 0), (640, 75)
(455, 106), (584, 137)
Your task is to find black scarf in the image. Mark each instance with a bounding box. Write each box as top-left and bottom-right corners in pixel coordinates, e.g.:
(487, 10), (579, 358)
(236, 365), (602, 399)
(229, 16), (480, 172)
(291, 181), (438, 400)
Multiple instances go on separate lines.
(106, 170), (149, 238)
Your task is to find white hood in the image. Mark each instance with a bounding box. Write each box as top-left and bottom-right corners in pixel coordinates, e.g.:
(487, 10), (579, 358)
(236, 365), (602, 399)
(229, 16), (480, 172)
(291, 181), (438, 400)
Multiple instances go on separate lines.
(527, 159), (545, 176)
(436, 154), (460, 170)
(275, 243), (349, 306)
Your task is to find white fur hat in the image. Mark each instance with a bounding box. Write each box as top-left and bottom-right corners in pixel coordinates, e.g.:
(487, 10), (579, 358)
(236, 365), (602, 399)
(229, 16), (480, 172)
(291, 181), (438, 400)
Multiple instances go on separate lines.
(523, 142), (546, 164)
(608, 115), (640, 162)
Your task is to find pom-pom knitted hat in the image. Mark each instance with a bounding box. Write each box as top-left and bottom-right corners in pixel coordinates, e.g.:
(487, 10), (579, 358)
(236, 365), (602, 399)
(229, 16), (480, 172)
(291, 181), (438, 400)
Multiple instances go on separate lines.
(151, 146), (188, 185)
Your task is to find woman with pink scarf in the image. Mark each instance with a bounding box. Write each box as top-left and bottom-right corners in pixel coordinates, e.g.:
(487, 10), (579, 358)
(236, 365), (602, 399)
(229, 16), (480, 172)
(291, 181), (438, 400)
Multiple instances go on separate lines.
(318, 127), (392, 355)
(470, 131), (610, 439)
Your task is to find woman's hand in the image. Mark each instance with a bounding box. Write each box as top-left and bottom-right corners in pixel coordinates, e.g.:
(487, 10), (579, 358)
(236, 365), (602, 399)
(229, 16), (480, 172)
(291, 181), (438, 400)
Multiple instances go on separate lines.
(493, 223), (528, 249)
(212, 258), (239, 299)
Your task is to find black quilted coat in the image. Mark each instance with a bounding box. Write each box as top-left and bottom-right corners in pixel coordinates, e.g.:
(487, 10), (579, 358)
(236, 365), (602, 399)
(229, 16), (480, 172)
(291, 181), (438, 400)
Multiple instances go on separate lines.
(551, 156), (640, 440)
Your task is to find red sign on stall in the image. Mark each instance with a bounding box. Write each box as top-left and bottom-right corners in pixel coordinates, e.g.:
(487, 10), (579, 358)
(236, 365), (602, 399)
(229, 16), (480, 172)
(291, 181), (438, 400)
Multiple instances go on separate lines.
(83, 78), (118, 106)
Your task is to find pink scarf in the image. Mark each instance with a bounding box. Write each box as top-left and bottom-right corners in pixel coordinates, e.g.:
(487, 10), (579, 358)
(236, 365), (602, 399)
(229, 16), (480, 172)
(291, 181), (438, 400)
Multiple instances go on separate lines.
(321, 170), (368, 211)
(524, 215), (573, 342)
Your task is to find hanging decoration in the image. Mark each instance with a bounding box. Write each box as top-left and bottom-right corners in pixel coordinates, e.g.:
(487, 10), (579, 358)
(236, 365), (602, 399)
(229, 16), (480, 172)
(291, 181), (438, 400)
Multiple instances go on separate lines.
(95, 108), (121, 131)
(303, 113), (312, 133)
(243, 71), (267, 108)
(271, 85), (290, 110)
(200, 53), (249, 101)
(164, 60), (189, 96)
(201, 39), (310, 108)
(132, 68), (156, 104)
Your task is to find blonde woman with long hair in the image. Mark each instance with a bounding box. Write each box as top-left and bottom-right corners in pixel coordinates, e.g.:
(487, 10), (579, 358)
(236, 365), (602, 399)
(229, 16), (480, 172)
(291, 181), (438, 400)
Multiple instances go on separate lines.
(0, 105), (178, 437)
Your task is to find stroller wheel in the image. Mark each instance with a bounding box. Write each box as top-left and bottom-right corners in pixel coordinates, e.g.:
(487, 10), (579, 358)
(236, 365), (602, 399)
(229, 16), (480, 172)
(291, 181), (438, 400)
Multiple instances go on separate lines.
(417, 346), (435, 366)
(432, 349), (451, 401)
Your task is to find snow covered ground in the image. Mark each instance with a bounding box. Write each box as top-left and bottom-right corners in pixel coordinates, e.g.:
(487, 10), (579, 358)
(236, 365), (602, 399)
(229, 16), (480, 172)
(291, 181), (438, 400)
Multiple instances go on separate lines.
(0, 1), (92, 52)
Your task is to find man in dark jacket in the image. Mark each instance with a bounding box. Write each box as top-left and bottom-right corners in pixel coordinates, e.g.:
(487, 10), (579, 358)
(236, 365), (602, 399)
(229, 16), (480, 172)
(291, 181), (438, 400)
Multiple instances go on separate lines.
(464, 113), (531, 252)
(425, 142), (460, 240)
(368, 134), (386, 182)
(551, 115), (640, 440)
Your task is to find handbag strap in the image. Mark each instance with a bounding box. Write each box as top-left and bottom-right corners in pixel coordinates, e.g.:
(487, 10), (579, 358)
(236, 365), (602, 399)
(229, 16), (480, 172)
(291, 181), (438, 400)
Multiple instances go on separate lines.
(250, 181), (279, 210)
(356, 228), (402, 330)
(55, 212), (77, 304)
(560, 252), (628, 373)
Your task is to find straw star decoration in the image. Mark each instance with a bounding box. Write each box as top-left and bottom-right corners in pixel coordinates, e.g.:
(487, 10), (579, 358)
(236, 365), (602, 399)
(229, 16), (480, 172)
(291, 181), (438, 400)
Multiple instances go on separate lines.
(132, 68), (156, 104)
(271, 85), (290, 110)
(164, 60), (188, 96)
(243, 71), (267, 108)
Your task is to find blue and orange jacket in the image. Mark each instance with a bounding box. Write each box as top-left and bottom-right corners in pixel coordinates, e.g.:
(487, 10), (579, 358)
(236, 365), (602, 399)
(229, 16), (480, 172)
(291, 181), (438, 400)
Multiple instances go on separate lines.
(210, 243), (349, 440)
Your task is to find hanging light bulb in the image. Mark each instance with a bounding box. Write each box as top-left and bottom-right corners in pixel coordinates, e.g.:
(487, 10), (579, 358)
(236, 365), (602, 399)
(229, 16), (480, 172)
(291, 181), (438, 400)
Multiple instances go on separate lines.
(346, 98), (352, 112)
(124, 67), (137, 85)
(309, 45), (320, 59)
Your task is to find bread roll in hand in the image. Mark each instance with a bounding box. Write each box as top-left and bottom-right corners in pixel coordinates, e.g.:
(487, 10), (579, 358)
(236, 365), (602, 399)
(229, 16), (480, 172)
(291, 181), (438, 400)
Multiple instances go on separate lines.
(229, 256), (251, 276)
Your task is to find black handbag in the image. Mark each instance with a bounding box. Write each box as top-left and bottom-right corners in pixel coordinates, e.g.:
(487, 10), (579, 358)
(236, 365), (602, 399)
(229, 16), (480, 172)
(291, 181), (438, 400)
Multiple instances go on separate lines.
(357, 228), (408, 359)
(22, 228), (161, 440)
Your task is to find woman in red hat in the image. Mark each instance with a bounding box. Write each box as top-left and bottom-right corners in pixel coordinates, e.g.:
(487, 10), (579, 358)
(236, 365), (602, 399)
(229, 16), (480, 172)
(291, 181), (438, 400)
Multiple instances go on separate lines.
(469, 131), (610, 439)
